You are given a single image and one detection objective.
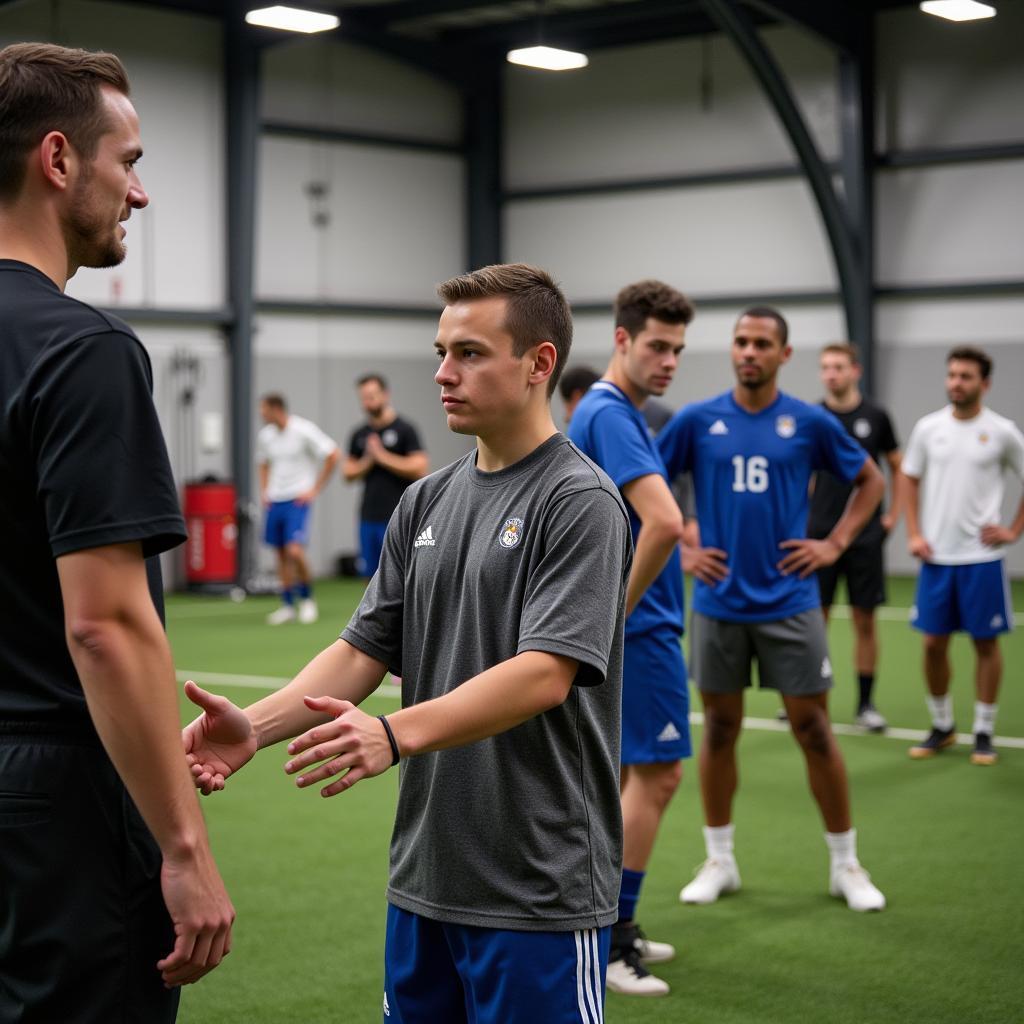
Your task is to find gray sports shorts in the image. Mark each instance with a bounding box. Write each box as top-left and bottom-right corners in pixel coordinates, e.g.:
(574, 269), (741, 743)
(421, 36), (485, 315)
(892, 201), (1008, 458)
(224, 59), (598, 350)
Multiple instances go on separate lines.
(689, 608), (834, 696)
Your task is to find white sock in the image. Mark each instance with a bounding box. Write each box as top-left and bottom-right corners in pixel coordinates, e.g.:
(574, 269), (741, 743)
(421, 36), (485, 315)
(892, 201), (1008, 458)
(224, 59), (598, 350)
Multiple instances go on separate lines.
(972, 701), (997, 737)
(825, 828), (859, 871)
(704, 824), (735, 860)
(926, 694), (954, 731)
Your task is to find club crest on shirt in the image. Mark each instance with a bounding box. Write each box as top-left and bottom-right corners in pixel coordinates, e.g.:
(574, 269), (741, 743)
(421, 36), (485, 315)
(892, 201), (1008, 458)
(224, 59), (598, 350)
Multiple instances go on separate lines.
(979, 432), (989, 444)
(853, 418), (871, 439)
(498, 516), (525, 549)
(775, 415), (796, 439)
(381, 428), (398, 448)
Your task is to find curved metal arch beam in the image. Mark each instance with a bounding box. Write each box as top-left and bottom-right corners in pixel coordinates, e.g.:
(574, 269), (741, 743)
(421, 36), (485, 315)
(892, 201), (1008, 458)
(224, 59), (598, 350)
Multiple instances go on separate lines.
(702, 0), (874, 386)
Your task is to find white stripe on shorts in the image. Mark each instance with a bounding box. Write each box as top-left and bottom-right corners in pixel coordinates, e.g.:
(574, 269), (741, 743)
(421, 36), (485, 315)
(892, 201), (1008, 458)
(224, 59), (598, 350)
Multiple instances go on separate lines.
(574, 929), (603, 1024)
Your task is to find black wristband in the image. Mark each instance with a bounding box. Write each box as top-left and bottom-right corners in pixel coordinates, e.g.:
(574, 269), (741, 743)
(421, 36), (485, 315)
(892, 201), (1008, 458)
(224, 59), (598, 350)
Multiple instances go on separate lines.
(377, 714), (400, 767)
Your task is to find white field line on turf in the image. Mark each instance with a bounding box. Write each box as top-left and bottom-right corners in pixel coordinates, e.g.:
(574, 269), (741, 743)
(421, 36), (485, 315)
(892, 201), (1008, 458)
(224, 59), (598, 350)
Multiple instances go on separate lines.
(177, 669), (401, 699)
(175, 670), (1024, 750)
(166, 602), (1024, 625)
(828, 604), (1024, 626)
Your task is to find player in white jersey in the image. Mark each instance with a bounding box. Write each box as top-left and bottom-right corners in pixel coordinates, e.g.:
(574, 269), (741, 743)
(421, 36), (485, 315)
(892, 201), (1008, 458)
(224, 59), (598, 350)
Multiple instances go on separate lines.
(257, 393), (340, 625)
(903, 347), (1024, 766)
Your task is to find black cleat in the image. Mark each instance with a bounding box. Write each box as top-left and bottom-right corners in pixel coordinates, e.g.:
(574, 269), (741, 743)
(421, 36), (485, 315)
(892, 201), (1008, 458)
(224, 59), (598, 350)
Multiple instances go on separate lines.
(970, 732), (998, 766)
(908, 725), (957, 759)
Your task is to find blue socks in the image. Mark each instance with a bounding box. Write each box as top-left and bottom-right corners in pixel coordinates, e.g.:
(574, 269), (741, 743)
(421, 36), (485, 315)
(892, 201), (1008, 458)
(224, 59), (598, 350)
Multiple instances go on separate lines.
(295, 582), (311, 600)
(618, 868), (645, 923)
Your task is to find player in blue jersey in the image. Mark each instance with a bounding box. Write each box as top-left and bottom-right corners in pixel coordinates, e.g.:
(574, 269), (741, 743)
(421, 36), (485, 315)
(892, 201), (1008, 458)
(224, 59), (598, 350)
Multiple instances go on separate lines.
(569, 280), (694, 995)
(658, 307), (888, 912)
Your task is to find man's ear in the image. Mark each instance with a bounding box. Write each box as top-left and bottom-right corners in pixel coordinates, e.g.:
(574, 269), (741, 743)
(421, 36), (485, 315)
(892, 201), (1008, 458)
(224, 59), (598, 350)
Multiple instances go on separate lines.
(529, 340), (558, 388)
(38, 131), (75, 192)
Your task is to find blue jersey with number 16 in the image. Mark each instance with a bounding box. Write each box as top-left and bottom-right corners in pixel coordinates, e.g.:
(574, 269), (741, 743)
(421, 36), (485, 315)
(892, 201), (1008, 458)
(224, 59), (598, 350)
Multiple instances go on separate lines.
(657, 390), (867, 623)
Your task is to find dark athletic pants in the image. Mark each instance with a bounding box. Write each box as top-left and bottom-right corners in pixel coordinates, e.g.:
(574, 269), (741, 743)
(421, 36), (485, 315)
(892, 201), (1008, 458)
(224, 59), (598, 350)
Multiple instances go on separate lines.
(0, 727), (179, 1024)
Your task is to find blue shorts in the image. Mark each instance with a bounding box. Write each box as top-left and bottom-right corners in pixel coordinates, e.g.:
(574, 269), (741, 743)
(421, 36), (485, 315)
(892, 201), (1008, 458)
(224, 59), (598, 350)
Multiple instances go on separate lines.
(383, 905), (609, 1024)
(263, 500), (310, 549)
(621, 628), (691, 764)
(911, 561), (1013, 639)
(359, 520), (389, 578)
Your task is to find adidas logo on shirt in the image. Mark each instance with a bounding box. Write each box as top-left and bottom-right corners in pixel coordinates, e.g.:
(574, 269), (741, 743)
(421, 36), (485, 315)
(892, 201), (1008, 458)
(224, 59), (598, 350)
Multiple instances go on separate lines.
(709, 419), (729, 435)
(414, 526), (436, 548)
(657, 722), (682, 743)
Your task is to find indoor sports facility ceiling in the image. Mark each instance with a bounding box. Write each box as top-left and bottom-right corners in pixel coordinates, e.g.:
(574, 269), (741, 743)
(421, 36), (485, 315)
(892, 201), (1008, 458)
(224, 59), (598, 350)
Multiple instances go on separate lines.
(75, 1), (926, 59)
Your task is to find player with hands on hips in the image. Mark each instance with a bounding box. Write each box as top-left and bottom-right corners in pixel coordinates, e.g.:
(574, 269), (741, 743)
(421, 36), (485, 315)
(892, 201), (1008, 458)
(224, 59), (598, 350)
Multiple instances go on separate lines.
(903, 346), (1024, 766)
(658, 306), (887, 914)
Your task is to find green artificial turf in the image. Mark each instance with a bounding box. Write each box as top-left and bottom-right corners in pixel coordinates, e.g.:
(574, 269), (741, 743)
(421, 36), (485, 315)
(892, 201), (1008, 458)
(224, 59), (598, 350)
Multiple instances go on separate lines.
(169, 577), (1024, 1024)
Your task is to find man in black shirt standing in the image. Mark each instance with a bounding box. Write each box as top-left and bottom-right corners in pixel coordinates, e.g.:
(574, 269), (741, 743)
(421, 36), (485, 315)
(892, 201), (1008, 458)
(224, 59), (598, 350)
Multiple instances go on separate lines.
(807, 343), (904, 731)
(0, 42), (233, 1021)
(343, 373), (428, 580)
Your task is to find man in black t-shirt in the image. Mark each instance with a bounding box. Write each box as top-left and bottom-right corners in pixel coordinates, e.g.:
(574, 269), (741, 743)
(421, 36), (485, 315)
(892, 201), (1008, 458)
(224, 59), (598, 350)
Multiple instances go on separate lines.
(343, 373), (428, 579)
(807, 343), (904, 731)
(0, 42), (232, 1020)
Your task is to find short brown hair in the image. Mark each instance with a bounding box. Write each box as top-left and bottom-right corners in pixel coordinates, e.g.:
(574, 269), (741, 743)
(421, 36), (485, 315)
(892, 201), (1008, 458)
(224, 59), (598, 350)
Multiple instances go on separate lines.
(260, 393), (287, 410)
(437, 263), (573, 396)
(0, 42), (130, 202)
(947, 345), (993, 380)
(821, 342), (860, 364)
(614, 280), (695, 337)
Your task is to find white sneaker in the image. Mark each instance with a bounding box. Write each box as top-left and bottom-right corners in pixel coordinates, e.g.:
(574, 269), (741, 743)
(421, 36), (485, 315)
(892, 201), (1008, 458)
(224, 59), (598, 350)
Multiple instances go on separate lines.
(605, 950), (669, 997)
(680, 857), (741, 904)
(266, 605), (296, 625)
(635, 933), (675, 965)
(830, 863), (886, 912)
(297, 598), (319, 624)
(854, 706), (888, 733)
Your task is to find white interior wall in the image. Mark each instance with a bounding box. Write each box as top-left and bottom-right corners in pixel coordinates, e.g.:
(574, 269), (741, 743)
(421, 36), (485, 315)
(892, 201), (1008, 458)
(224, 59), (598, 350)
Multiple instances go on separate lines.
(505, 178), (837, 302)
(1, 1), (226, 311)
(256, 136), (464, 304)
(504, 26), (839, 190)
(3, 3), (1021, 582)
(876, 4), (1024, 151)
(262, 36), (461, 143)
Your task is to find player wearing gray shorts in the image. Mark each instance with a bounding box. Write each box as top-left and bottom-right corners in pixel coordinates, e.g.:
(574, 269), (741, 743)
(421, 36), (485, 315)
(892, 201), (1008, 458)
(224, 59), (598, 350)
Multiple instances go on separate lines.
(690, 610), (833, 696)
(658, 306), (887, 912)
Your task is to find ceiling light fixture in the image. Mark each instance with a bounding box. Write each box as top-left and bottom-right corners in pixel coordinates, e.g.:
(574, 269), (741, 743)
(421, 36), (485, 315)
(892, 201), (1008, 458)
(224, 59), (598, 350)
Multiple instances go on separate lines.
(506, 1), (588, 72)
(919, 1), (996, 22)
(507, 45), (588, 71)
(245, 5), (340, 33)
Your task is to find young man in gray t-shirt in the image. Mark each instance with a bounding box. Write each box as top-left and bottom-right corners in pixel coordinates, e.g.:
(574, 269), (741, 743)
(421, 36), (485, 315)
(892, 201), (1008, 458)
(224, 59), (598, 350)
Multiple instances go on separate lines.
(183, 264), (632, 1022)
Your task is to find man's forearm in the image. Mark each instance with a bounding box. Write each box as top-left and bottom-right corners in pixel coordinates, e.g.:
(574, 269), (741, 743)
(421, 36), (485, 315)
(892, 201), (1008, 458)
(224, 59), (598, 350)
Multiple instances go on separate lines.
(626, 522), (683, 616)
(828, 469), (884, 551)
(904, 474), (922, 538)
(247, 638), (387, 749)
(386, 650), (576, 758)
(69, 615), (212, 860)
(342, 455), (372, 482)
(885, 453), (906, 524)
(1007, 494), (1024, 542)
(373, 449), (428, 481)
(310, 450), (340, 495)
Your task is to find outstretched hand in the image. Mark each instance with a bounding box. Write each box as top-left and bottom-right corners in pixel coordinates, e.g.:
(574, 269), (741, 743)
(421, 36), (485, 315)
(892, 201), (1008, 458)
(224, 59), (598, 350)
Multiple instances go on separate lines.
(284, 696), (395, 798)
(182, 680), (258, 795)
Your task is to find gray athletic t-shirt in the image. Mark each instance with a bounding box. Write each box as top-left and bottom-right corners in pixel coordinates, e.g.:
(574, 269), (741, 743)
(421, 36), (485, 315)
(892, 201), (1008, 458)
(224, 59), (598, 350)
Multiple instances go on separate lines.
(342, 433), (631, 931)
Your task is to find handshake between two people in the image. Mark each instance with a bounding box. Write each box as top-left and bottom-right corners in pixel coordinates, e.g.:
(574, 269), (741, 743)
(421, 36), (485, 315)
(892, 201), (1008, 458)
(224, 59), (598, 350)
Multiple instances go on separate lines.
(181, 680), (396, 799)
